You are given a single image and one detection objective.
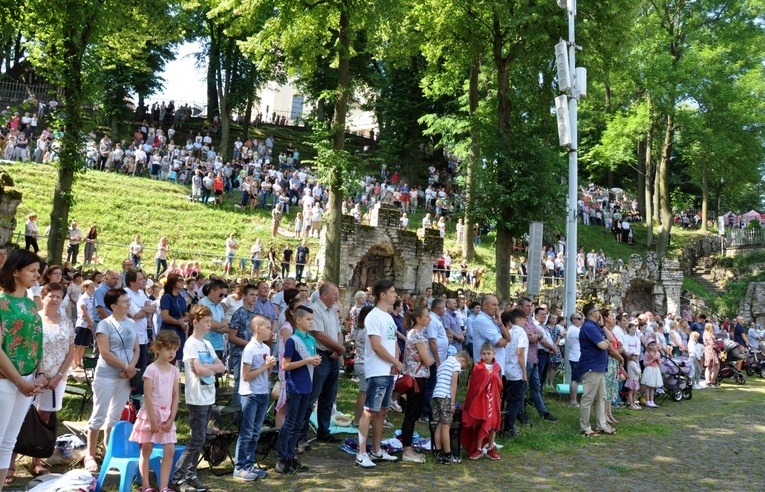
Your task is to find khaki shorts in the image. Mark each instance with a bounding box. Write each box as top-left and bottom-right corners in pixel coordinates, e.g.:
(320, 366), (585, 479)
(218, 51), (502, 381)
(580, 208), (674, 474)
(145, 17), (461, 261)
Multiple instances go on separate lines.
(431, 397), (453, 424)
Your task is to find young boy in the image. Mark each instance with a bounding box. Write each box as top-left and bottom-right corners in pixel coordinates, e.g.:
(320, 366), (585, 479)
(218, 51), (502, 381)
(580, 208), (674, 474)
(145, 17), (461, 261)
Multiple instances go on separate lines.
(501, 309), (528, 438)
(277, 306), (321, 474)
(172, 305), (226, 492)
(462, 342), (502, 461)
(233, 316), (276, 481)
(431, 346), (470, 464)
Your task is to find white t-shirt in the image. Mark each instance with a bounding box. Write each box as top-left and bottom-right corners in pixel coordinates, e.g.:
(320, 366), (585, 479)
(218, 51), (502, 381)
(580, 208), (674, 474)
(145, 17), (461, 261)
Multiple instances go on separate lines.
(126, 288), (150, 344)
(612, 325), (626, 346)
(623, 333), (641, 357)
(505, 325), (529, 381)
(239, 339), (271, 396)
(183, 336), (217, 405)
(427, 313), (449, 362)
(566, 325), (581, 362)
(433, 356), (461, 399)
(363, 307), (398, 378)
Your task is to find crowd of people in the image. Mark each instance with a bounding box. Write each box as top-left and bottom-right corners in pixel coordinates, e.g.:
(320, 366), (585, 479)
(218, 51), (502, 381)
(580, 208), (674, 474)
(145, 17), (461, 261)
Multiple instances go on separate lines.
(0, 242), (760, 491)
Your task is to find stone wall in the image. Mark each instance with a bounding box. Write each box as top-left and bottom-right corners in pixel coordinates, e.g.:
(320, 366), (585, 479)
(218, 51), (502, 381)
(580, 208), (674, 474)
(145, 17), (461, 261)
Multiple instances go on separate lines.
(534, 253), (683, 316)
(316, 203), (442, 313)
(738, 282), (765, 325)
(0, 168), (22, 245)
(680, 234), (723, 274)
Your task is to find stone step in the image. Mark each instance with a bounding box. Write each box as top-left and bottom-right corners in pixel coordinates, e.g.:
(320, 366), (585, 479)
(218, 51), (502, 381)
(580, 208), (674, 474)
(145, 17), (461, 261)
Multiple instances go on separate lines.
(691, 273), (724, 296)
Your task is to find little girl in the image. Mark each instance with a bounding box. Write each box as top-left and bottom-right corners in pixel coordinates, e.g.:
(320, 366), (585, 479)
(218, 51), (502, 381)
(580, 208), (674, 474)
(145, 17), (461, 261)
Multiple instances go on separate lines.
(625, 353), (642, 410)
(130, 330), (181, 492)
(640, 341), (663, 408)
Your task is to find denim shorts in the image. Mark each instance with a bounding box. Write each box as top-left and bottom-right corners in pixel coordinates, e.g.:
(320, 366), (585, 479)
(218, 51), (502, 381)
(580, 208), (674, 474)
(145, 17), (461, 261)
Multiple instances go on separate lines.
(569, 360), (582, 382)
(364, 375), (394, 412)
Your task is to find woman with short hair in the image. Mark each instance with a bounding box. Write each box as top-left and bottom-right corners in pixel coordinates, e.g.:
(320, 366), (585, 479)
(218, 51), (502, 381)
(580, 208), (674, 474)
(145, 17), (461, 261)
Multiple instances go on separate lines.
(84, 288), (140, 473)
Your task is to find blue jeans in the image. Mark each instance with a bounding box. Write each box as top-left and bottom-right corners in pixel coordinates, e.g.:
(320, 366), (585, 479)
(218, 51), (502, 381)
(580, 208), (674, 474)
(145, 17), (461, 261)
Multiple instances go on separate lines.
(299, 353), (339, 441)
(522, 361), (547, 418)
(235, 393), (269, 471)
(538, 351), (551, 388)
(421, 363), (437, 418)
(230, 352), (242, 407)
(172, 404), (210, 482)
(278, 392), (310, 463)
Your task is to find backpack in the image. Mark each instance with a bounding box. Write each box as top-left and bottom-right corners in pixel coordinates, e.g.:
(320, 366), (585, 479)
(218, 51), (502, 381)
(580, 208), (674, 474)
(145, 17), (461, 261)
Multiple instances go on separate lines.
(437, 257), (446, 269)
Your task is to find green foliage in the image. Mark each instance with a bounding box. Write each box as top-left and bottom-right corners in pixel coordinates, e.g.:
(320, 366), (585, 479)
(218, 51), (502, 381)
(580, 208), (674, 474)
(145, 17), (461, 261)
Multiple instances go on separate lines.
(745, 219), (762, 231)
(683, 277), (714, 301)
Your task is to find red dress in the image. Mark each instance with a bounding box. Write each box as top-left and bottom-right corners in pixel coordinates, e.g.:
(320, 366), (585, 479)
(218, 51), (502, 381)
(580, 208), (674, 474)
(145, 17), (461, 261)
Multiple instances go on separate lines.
(461, 360), (502, 455)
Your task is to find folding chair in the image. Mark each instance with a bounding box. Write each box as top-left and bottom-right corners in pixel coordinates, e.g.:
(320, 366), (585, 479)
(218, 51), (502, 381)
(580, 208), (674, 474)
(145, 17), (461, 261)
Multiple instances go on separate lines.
(198, 405), (240, 476)
(66, 355), (98, 419)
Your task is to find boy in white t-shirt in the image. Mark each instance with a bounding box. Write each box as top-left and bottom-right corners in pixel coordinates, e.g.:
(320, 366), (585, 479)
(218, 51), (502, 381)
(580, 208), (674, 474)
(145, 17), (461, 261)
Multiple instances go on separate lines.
(172, 305), (226, 492)
(234, 316), (276, 481)
(431, 346), (469, 464)
(500, 309), (529, 438)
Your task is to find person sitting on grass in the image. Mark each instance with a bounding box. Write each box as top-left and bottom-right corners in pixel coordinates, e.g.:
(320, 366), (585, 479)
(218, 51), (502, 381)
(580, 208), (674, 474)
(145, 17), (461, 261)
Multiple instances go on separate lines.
(462, 342), (501, 461)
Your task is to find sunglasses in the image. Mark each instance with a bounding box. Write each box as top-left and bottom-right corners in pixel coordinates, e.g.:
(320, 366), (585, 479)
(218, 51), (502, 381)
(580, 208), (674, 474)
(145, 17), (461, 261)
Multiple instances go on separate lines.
(572, 317), (582, 321)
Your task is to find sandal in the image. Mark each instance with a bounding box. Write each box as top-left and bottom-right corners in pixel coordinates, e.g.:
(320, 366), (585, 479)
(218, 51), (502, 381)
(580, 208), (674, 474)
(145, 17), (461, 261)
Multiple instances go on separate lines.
(32, 463), (50, 476)
(4, 467), (15, 485)
(581, 430), (600, 438)
(598, 428), (617, 435)
(84, 455), (99, 473)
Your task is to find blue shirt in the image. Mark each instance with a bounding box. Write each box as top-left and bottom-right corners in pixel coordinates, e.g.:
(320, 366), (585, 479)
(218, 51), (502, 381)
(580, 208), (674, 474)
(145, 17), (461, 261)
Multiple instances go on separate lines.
(159, 293), (187, 330)
(200, 297), (225, 351)
(284, 330), (316, 394)
(472, 311), (505, 373)
(93, 283), (110, 323)
(578, 319), (608, 374)
(426, 312), (449, 363)
(229, 305), (256, 357)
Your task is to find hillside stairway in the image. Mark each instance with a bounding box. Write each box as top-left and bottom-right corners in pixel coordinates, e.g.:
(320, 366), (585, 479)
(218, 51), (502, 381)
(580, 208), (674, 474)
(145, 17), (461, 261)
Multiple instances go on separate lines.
(691, 265), (724, 297)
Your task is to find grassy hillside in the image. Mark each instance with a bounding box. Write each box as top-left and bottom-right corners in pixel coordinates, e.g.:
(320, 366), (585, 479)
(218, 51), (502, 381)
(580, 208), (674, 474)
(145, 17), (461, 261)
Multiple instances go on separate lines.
(1, 160), (704, 290)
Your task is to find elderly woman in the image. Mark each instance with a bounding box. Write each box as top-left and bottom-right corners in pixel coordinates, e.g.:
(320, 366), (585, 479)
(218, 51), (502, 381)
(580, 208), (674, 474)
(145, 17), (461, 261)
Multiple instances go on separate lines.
(600, 309), (624, 426)
(0, 251), (44, 488)
(9, 283), (75, 476)
(703, 323), (720, 388)
(84, 288), (139, 473)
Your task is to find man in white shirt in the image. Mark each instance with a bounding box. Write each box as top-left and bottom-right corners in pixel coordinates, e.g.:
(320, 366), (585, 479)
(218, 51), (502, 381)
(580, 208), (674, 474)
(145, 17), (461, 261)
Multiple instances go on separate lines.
(566, 312), (584, 406)
(67, 221), (84, 264)
(355, 279), (402, 469)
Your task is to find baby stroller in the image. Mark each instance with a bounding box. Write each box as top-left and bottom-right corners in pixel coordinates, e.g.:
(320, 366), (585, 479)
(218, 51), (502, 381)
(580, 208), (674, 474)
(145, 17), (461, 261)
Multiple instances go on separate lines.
(743, 341), (765, 378)
(716, 337), (746, 385)
(659, 355), (693, 402)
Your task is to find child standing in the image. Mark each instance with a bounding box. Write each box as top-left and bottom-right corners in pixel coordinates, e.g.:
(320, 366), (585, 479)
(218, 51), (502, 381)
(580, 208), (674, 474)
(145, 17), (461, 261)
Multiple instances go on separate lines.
(688, 331), (704, 389)
(276, 306), (321, 474)
(432, 347), (469, 464)
(233, 316), (277, 481)
(641, 341), (663, 408)
(462, 342), (502, 461)
(294, 212), (303, 239)
(171, 305), (226, 492)
(130, 330), (181, 492)
(73, 279), (96, 368)
(625, 353), (642, 410)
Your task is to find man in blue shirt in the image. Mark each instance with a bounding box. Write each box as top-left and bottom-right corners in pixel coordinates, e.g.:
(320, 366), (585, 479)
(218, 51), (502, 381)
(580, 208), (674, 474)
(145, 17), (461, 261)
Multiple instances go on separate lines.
(94, 270), (120, 322)
(421, 298), (449, 421)
(578, 303), (610, 436)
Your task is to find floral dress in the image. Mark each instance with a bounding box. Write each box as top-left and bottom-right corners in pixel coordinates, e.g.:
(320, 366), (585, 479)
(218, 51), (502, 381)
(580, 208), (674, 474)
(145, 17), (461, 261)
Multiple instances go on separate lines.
(605, 335), (621, 404)
(276, 321), (294, 411)
(0, 292), (43, 378)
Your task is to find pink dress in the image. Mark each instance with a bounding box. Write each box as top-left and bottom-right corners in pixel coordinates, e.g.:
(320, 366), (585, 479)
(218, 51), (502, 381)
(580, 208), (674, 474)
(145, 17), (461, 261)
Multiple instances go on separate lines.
(130, 363), (179, 444)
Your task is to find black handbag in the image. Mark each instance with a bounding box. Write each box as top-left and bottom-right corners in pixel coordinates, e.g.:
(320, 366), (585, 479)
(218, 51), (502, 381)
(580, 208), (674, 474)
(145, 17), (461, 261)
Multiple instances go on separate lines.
(14, 393), (58, 458)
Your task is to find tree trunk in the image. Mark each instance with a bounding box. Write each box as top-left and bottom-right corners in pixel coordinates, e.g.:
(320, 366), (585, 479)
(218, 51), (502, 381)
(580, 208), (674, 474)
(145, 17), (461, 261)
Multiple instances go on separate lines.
(207, 23), (221, 120)
(656, 114), (675, 258)
(495, 224), (513, 302)
(216, 38), (236, 161)
(637, 139), (646, 218)
(700, 162), (709, 233)
(48, 35), (87, 264)
(644, 97), (654, 247)
(462, 52), (479, 261)
(322, 5), (351, 285)
(111, 110), (121, 143)
(243, 91), (253, 138)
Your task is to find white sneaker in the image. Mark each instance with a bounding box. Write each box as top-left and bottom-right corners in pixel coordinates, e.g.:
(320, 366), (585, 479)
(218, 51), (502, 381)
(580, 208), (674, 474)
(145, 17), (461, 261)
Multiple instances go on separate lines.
(390, 401), (403, 412)
(355, 453), (376, 468)
(692, 384), (702, 390)
(369, 449), (397, 462)
(402, 453), (426, 463)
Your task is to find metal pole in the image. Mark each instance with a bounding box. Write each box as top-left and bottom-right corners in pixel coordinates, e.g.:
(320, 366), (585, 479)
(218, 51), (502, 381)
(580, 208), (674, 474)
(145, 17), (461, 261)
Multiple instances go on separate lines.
(563, 0), (578, 385)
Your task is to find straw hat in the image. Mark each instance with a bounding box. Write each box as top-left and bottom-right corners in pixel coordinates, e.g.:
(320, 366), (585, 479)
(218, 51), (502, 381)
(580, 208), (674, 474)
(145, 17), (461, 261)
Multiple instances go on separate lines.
(331, 413), (352, 427)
